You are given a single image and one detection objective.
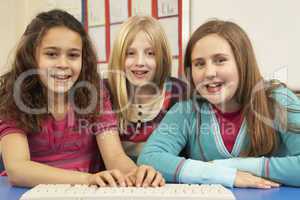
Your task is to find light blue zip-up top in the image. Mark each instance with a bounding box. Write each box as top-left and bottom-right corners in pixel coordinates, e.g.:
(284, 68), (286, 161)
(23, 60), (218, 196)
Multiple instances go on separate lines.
(138, 87), (300, 187)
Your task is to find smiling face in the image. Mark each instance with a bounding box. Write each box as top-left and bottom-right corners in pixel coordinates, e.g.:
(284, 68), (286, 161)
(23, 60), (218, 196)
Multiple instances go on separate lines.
(35, 26), (82, 94)
(191, 34), (240, 112)
(124, 31), (157, 87)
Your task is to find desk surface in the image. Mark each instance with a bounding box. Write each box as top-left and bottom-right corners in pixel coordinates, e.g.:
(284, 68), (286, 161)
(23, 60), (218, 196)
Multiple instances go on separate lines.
(1, 176), (300, 200)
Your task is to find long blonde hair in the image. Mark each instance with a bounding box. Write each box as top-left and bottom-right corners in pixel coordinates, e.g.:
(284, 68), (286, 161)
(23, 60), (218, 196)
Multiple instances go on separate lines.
(108, 16), (172, 130)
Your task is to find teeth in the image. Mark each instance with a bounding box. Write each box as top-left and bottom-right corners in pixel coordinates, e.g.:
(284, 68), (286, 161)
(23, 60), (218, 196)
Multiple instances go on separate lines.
(51, 74), (71, 79)
(134, 71), (147, 75)
(207, 83), (221, 87)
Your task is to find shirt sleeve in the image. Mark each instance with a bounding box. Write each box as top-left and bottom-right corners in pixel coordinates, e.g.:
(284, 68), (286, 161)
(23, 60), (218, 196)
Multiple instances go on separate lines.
(93, 82), (118, 135)
(213, 87), (300, 187)
(180, 159), (237, 188)
(0, 119), (25, 140)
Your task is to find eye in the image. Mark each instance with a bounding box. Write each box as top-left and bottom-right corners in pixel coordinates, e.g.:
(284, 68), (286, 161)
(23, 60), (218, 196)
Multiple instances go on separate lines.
(45, 51), (58, 58)
(146, 50), (155, 56)
(214, 57), (227, 65)
(193, 60), (205, 68)
(126, 50), (135, 56)
(68, 52), (81, 59)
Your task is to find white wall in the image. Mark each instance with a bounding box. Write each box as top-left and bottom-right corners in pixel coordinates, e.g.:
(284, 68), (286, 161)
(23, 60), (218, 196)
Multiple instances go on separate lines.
(1, 0), (299, 90)
(0, 0), (28, 75)
(190, 0), (300, 90)
(0, 0), (81, 75)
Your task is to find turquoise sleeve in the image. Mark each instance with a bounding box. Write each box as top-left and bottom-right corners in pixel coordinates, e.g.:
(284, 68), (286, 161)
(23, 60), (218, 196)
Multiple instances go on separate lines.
(213, 157), (264, 177)
(265, 87), (300, 186)
(180, 159), (237, 188)
(137, 101), (194, 182)
(138, 101), (238, 186)
(215, 87), (300, 186)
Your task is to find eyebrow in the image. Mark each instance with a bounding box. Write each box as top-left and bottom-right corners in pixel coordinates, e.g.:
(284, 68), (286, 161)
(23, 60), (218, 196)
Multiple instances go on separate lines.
(145, 47), (155, 51)
(127, 46), (154, 50)
(191, 57), (203, 63)
(191, 53), (229, 62)
(43, 47), (81, 52)
(213, 53), (229, 57)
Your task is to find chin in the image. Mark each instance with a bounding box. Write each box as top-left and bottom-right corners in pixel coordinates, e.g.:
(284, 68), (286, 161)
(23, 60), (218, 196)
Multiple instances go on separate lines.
(208, 101), (223, 107)
(129, 79), (152, 87)
(204, 97), (224, 105)
(48, 86), (72, 94)
(132, 82), (149, 88)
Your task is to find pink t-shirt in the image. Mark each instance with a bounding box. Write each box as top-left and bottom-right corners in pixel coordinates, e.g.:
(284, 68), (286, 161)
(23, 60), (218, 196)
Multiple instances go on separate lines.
(0, 86), (117, 173)
(213, 106), (243, 153)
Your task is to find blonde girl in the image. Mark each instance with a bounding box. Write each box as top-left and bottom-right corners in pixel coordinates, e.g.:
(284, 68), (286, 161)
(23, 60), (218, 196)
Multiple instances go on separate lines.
(108, 16), (187, 162)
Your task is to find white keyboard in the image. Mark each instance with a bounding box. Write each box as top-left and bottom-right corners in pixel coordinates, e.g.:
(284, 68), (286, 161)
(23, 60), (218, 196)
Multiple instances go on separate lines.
(20, 184), (236, 200)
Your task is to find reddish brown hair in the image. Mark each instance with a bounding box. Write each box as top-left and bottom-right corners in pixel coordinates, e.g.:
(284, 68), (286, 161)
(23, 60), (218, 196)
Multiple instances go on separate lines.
(184, 20), (285, 156)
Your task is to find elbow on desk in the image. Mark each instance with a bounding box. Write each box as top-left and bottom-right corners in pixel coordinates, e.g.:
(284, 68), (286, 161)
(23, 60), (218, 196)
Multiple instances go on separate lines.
(6, 170), (21, 186)
(282, 179), (300, 187)
(284, 176), (300, 187)
(6, 173), (21, 187)
(275, 173), (300, 187)
(5, 165), (27, 187)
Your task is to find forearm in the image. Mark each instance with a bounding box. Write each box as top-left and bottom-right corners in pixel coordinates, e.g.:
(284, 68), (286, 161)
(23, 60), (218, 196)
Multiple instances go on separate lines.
(6, 160), (90, 187)
(214, 156), (300, 187)
(138, 151), (237, 187)
(262, 156), (300, 186)
(104, 152), (137, 174)
(96, 131), (137, 174)
(138, 151), (187, 183)
(213, 157), (264, 177)
(180, 159), (237, 188)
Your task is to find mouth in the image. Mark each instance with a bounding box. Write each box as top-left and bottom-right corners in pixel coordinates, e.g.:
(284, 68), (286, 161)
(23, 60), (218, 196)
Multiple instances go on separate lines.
(131, 70), (149, 78)
(50, 74), (72, 81)
(205, 82), (224, 93)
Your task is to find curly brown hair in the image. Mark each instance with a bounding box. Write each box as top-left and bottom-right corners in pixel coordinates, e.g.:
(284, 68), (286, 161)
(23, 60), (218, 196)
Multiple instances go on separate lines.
(0, 9), (100, 133)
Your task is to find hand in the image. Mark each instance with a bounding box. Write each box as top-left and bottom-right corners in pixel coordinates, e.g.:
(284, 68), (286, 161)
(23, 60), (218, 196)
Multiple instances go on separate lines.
(126, 165), (165, 187)
(88, 169), (126, 187)
(234, 171), (280, 189)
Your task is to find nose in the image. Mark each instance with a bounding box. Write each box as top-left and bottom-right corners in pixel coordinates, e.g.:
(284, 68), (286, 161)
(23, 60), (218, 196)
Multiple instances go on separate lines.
(57, 55), (69, 68)
(136, 52), (146, 67)
(204, 63), (217, 79)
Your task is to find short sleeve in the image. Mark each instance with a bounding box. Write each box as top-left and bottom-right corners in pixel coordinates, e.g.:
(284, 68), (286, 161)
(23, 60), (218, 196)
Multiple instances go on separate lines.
(92, 82), (118, 135)
(0, 119), (25, 140)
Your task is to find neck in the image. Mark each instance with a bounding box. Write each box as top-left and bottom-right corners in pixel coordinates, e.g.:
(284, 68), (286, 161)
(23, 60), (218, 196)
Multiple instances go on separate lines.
(214, 101), (241, 113)
(48, 91), (69, 120)
(129, 84), (162, 104)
